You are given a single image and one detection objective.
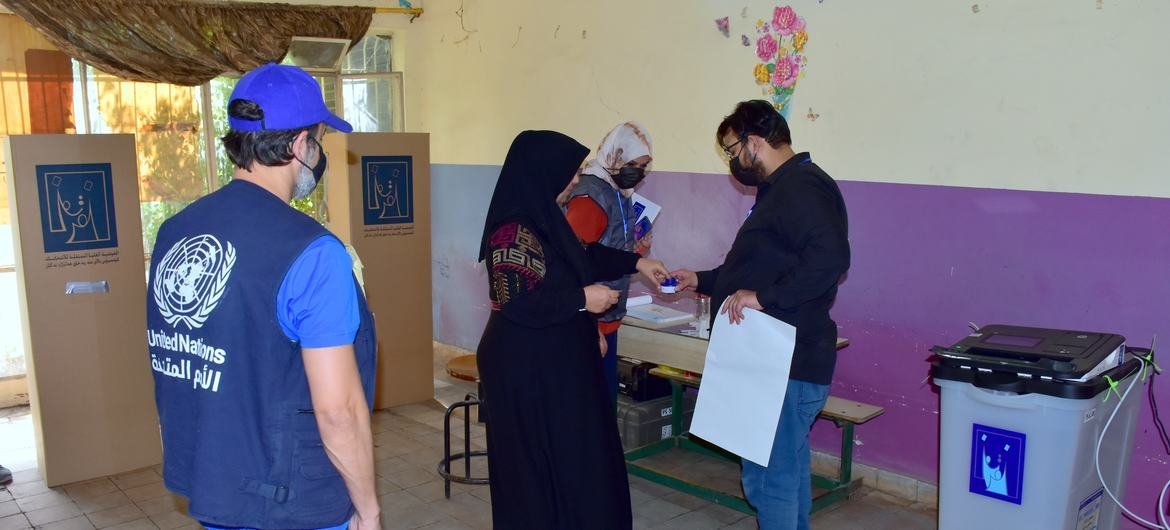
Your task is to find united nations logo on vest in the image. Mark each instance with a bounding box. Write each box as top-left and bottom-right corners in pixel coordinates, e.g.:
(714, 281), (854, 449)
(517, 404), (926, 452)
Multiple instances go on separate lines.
(152, 234), (237, 330)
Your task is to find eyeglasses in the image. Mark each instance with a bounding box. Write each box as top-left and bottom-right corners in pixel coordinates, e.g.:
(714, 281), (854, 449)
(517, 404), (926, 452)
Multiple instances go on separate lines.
(720, 136), (746, 159)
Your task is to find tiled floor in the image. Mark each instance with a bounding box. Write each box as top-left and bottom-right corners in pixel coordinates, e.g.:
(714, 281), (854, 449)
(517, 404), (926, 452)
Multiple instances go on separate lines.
(0, 344), (937, 529)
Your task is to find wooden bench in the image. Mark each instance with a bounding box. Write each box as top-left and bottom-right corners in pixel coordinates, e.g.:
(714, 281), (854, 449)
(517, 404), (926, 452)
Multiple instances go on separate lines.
(618, 320), (885, 515)
(811, 396), (885, 509)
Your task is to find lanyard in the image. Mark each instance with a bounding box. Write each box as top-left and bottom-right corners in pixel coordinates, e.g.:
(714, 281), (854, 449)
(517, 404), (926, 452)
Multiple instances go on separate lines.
(614, 188), (629, 242)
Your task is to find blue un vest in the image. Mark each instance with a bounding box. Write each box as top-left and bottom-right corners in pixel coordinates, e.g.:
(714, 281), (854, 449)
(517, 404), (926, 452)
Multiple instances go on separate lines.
(146, 180), (377, 529)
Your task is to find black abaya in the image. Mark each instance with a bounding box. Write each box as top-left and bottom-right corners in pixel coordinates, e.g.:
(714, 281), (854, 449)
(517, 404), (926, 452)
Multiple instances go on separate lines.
(476, 131), (640, 529)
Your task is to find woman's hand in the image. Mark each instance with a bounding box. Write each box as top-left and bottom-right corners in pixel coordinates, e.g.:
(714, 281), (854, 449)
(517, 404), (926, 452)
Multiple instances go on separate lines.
(599, 330), (608, 357)
(634, 233), (653, 256)
(636, 258), (670, 285)
(584, 284), (620, 313)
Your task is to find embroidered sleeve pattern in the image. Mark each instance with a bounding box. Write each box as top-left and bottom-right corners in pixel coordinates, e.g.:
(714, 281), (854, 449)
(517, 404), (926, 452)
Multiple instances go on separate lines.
(488, 222), (547, 310)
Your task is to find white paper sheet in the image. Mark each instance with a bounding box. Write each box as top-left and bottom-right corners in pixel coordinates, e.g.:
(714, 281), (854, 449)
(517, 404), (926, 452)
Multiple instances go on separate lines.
(630, 193), (661, 241)
(689, 307), (796, 466)
(624, 303), (694, 325)
(626, 295), (653, 308)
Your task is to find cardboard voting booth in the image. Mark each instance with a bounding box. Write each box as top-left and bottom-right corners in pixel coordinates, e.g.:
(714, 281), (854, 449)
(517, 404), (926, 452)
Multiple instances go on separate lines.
(324, 133), (434, 409)
(3, 134), (162, 486)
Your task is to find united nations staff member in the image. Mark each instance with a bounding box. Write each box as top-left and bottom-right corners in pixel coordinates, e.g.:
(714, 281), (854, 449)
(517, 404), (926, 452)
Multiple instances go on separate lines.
(146, 63), (379, 530)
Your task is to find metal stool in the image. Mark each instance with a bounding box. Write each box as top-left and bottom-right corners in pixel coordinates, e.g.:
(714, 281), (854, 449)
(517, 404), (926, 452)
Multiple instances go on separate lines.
(437, 355), (488, 499)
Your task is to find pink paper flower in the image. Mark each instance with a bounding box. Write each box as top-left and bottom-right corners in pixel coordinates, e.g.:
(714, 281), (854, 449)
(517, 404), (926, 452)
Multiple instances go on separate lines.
(771, 54), (802, 88)
(772, 6), (805, 35)
(756, 34), (778, 62)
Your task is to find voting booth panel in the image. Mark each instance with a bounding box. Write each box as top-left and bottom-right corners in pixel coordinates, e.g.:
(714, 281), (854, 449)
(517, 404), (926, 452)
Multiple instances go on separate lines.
(324, 133), (433, 409)
(4, 134), (162, 486)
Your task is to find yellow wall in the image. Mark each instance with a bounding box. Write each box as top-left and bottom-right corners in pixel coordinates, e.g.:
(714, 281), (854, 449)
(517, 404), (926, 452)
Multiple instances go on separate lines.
(7, 2), (1169, 198)
(394, 0), (1170, 198)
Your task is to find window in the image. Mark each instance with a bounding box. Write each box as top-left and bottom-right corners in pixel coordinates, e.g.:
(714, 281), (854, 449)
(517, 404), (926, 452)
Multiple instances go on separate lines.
(209, 76), (240, 189)
(0, 25), (403, 379)
(341, 35), (404, 134)
(343, 34), (393, 74)
(1, 14), (69, 378)
(342, 75), (403, 133)
(73, 63), (209, 255)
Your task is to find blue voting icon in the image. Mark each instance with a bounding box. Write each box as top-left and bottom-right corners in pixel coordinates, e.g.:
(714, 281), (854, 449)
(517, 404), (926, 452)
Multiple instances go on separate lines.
(969, 423), (1026, 504)
(632, 201), (646, 221)
(633, 217), (652, 241)
(36, 163), (119, 253)
(362, 156), (414, 226)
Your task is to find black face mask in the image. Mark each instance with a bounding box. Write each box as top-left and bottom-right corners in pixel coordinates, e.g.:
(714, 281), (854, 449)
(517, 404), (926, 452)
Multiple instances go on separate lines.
(294, 136), (328, 184)
(611, 165), (646, 189)
(308, 137), (327, 184)
(729, 144), (762, 187)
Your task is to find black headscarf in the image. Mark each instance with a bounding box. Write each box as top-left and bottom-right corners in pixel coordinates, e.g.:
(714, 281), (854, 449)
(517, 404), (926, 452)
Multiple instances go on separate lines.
(479, 130), (591, 285)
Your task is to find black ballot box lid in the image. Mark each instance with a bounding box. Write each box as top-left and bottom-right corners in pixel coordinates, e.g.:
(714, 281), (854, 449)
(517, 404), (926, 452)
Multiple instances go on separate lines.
(930, 324), (1142, 399)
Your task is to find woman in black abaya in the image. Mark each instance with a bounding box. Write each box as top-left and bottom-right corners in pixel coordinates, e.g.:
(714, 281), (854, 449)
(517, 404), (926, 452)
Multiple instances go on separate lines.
(476, 130), (669, 529)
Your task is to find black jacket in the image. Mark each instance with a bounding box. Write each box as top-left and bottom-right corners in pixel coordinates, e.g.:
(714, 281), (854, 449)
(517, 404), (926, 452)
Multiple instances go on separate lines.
(697, 152), (850, 385)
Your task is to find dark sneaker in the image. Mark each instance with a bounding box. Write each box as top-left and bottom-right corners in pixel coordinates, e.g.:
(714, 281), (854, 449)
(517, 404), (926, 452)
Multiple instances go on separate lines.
(0, 465), (12, 485)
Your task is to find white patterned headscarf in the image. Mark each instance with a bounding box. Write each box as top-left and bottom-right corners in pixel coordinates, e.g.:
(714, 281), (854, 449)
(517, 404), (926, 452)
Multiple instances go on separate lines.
(583, 122), (654, 196)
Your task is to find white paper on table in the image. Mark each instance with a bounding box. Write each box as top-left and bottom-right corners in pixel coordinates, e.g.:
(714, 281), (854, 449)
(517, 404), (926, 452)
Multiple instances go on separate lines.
(689, 306), (796, 466)
(624, 303), (694, 325)
(626, 294), (652, 308)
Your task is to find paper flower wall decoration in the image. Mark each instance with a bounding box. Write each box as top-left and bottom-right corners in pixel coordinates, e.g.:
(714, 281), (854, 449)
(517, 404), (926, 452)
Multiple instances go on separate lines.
(715, 17), (730, 37)
(751, 5), (808, 116)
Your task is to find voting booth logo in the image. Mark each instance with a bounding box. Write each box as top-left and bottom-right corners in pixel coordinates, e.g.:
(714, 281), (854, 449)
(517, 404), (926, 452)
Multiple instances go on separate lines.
(970, 423), (1026, 504)
(35, 163), (119, 253)
(362, 155), (414, 226)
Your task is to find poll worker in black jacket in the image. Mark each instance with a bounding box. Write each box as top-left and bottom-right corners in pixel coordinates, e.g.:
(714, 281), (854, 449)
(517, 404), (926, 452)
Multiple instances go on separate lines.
(672, 100), (850, 530)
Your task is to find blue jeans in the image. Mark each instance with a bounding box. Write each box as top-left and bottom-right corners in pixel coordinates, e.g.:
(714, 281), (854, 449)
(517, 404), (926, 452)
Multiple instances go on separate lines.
(741, 379), (830, 530)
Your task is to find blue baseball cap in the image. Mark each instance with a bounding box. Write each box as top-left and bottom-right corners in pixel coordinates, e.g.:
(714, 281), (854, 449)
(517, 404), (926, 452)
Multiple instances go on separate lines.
(228, 63), (352, 133)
